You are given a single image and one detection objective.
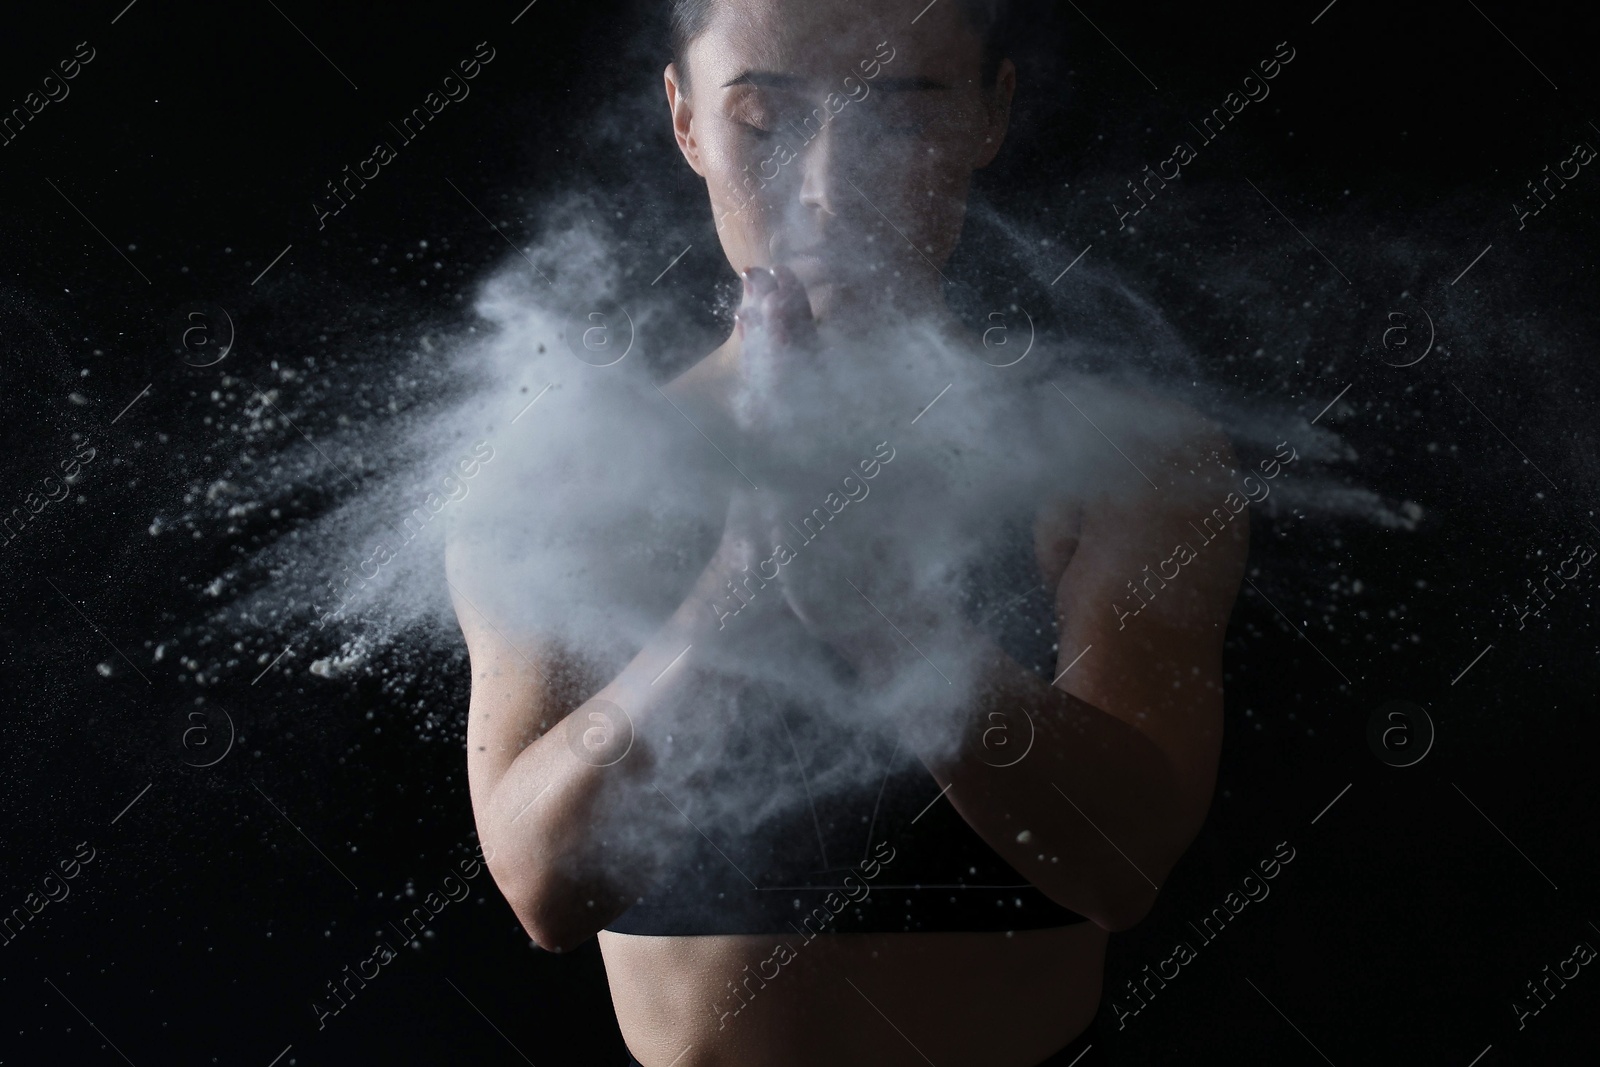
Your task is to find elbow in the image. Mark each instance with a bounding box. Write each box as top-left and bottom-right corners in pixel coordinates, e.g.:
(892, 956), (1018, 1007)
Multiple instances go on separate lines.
(487, 856), (600, 953)
(511, 901), (581, 953)
(487, 860), (561, 949)
(1089, 882), (1160, 933)
(1040, 863), (1162, 933)
(501, 883), (577, 951)
(476, 806), (604, 951)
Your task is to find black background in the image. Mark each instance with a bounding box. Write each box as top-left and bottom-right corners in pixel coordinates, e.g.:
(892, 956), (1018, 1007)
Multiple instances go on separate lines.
(2, 1), (1598, 1064)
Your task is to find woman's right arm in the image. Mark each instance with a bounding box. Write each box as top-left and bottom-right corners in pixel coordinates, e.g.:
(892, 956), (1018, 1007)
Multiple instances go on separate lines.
(449, 491), (779, 951)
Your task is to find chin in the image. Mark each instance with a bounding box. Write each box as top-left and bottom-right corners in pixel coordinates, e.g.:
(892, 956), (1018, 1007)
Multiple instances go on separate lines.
(800, 279), (836, 320)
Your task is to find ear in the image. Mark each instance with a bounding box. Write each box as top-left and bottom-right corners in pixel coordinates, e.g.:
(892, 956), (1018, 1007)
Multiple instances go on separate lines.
(665, 62), (707, 178)
(973, 58), (1016, 169)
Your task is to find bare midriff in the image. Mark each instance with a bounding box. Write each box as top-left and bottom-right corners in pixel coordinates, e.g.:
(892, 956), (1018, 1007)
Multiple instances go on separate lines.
(600, 923), (1107, 1067)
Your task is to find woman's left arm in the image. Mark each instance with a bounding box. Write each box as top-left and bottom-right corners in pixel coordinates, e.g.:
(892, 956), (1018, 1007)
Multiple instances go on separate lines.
(852, 418), (1249, 931)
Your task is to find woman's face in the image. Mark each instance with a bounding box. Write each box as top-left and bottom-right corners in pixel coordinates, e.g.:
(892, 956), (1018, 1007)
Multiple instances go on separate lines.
(665, 0), (1014, 322)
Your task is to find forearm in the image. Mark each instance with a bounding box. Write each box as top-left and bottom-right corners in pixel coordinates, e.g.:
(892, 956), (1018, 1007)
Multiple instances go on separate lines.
(871, 622), (1186, 930)
(470, 562), (761, 948)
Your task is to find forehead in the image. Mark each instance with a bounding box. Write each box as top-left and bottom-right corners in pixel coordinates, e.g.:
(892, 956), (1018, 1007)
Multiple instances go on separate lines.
(686, 0), (985, 91)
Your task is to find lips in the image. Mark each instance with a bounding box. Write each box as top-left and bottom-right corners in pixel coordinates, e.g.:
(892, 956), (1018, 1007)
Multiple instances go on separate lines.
(778, 248), (833, 281)
(771, 231), (826, 260)
(770, 235), (839, 286)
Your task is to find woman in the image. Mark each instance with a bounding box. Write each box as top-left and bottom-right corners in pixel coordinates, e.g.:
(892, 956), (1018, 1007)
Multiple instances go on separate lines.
(450, 0), (1247, 1063)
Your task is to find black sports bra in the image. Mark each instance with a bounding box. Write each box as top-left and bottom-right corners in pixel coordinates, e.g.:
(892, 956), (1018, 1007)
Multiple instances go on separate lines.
(604, 520), (1091, 935)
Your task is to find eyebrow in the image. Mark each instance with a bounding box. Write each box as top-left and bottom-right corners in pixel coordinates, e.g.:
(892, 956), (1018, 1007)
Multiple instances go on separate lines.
(721, 71), (951, 91)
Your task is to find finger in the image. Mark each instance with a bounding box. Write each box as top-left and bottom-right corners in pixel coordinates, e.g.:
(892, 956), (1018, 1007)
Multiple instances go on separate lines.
(739, 266), (814, 351)
(742, 266), (779, 300)
(736, 269), (769, 343)
(764, 265), (817, 349)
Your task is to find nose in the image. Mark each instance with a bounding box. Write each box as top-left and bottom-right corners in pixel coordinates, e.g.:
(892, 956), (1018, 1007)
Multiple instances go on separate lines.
(797, 122), (844, 219)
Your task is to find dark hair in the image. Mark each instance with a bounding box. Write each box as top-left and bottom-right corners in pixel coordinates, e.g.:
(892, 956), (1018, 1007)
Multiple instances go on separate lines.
(670, 0), (1010, 90)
